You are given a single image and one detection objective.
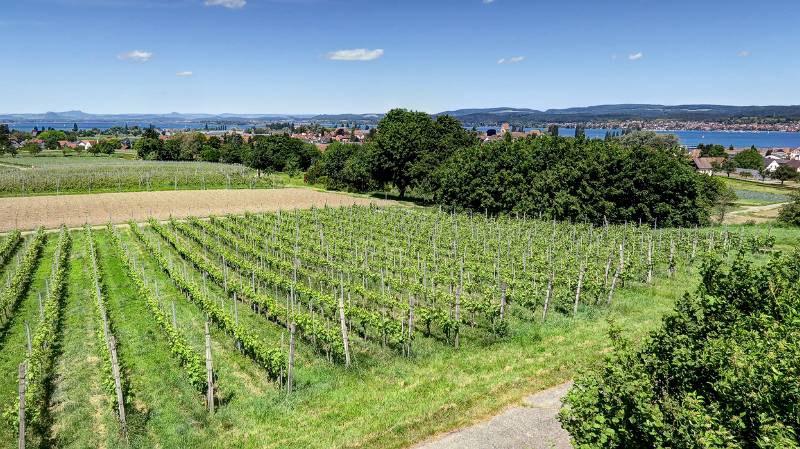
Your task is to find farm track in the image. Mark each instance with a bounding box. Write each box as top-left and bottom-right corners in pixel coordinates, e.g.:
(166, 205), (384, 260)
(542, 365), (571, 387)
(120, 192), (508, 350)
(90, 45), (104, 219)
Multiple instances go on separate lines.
(0, 188), (394, 232)
(411, 381), (572, 449)
(726, 202), (788, 224)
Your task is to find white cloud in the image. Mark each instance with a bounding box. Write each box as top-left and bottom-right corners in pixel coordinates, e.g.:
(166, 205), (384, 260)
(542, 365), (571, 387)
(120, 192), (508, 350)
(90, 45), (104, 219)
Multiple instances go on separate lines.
(204, 0), (246, 9)
(326, 48), (384, 61)
(628, 52), (643, 61)
(117, 50), (153, 62)
(176, 71), (193, 77)
(738, 50), (751, 57)
(497, 56), (524, 64)
(483, 0), (495, 3)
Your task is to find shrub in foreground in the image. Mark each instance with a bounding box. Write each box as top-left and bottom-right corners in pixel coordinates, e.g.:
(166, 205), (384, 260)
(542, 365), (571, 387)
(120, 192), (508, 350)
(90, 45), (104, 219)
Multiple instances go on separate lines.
(778, 192), (800, 227)
(559, 249), (800, 448)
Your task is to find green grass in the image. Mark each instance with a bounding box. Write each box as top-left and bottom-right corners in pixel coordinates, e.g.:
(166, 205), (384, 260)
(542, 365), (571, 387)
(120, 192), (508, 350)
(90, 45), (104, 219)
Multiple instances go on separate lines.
(1, 220), (797, 449)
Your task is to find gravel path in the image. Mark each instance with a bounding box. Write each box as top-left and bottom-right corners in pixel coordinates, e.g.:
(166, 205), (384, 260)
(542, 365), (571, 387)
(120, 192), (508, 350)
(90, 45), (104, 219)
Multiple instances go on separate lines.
(412, 382), (573, 449)
(0, 188), (394, 232)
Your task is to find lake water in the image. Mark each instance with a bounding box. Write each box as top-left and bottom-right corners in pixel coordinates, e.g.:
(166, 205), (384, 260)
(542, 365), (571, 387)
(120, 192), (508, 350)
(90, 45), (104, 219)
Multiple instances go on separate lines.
(476, 127), (800, 148)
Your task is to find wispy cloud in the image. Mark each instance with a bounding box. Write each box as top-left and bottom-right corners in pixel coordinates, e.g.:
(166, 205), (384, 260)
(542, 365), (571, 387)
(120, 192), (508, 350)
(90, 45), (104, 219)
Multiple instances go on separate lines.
(117, 50), (153, 62)
(326, 48), (384, 61)
(204, 0), (246, 9)
(738, 50), (751, 57)
(628, 52), (643, 61)
(483, 0), (496, 4)
(497, 56), (524, 64)
(176, 71), (193, 77)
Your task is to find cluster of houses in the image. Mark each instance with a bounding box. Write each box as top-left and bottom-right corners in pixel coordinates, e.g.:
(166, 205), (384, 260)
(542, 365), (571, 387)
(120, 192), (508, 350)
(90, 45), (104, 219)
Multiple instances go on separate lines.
(692, 147), (800, 179)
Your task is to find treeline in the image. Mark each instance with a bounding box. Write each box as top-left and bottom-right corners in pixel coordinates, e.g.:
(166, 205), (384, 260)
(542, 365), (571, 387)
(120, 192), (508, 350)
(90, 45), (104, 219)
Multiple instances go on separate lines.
(308, 109), (724, 227)
(134, 128), (320, 173)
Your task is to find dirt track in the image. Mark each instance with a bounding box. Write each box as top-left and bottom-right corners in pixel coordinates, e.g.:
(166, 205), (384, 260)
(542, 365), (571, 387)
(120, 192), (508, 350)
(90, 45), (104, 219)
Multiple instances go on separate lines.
(0, 188), (393, 232)
(411, 382), (573, 449)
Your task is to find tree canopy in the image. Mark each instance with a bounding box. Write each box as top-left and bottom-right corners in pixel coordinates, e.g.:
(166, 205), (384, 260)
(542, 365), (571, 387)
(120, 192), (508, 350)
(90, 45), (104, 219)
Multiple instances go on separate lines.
(732, 146), (764, 170)
(619, 130), (680, 152)
(433, 136), (720, 227)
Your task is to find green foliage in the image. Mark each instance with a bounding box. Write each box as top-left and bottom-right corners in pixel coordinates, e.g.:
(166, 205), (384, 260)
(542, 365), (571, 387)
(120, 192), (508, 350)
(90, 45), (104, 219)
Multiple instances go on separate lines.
(372, 109), (477, 198)
(773, 164), (799, 185)
(4, 228), (68, 440)
(697, 143), (727, 157)
(247, 134), (320, 173)
(310, 142), (378, 192)
(619, 131), (680, 151)
(433, 136), (719, 226)
(733, 146), (764, 170)
(38, 130), (68, 151)
(133, 137), (163, 160)
(560, 249), (800, 448)
(0, 229), (45, 331)
(778, 192), (800, 227)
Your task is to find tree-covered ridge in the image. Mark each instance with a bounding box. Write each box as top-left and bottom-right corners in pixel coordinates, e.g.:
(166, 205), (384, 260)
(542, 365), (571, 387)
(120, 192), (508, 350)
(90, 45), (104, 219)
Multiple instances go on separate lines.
(559, 249), (800, 448)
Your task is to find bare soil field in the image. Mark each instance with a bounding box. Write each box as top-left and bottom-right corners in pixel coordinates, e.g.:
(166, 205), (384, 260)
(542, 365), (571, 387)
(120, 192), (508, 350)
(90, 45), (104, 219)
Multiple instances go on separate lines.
(0, 188), (393, 231)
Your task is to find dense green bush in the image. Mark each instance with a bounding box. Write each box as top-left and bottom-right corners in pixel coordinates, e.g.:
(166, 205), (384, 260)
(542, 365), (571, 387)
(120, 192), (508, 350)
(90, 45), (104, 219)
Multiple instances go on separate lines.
(433, 136), (720, 227)
(559, 249), (800, 448)
(778, 192), (800, 226)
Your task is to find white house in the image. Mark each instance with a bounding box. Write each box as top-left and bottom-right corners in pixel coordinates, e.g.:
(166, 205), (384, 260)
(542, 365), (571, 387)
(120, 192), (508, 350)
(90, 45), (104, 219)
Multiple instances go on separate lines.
(764, 158), (782, 172)
(77, 140), (94, 150)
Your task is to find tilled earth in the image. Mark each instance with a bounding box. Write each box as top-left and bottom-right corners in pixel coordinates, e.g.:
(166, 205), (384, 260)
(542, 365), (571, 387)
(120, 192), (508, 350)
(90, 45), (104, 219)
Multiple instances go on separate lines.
(0, 188), (393, 231)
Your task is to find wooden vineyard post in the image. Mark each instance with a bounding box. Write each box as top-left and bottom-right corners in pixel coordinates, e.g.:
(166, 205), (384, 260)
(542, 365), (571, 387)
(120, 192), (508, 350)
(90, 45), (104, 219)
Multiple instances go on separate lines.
(573, 262), (586, 317)
(204, 322), (214, 414)
(109, 336), (128, 438)
(234, 293), (241, 351)
(668, 237), (675, 278)
(499, 282), (507, 322)
(607, 244), (624, 305)
(543, 269), (553, 321)
(18, 362), (26, 449)
(337, 276), (351, 367)
(287, 323), (295, 393)
(454, 258), (463, 349)
(646, 236), (654, 285)
(407, 294), (415, 356)
(24, 322), (32, 355)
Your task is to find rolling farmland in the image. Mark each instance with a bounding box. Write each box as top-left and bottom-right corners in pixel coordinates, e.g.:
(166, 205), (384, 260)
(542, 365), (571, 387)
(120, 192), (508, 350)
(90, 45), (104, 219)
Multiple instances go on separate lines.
(0, 205), (783, 448)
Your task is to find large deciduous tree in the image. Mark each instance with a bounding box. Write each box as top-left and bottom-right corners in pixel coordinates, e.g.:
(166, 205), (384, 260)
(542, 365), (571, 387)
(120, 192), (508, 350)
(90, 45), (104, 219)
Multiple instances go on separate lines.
(373, 109), (437, 198)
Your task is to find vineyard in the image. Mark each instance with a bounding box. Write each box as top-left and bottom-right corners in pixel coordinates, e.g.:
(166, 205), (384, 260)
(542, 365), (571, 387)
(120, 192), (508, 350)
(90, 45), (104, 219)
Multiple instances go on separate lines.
(0, 156), (278, 196)
(0, 205), (785, 449)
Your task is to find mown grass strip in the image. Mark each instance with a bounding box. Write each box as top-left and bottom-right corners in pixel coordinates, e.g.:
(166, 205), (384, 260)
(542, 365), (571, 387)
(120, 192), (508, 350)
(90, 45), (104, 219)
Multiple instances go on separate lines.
(108, 224), (207, 394)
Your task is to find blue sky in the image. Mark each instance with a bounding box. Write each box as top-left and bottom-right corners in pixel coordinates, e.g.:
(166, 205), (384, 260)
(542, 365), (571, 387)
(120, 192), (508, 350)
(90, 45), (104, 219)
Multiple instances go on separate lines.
(1, 0), (798, 114)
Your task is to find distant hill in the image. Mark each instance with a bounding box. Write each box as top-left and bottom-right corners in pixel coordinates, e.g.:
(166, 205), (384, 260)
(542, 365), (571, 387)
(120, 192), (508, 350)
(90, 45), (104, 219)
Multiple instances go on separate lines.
(3, 104), (800, 126)
(436, 104), (800, 124)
